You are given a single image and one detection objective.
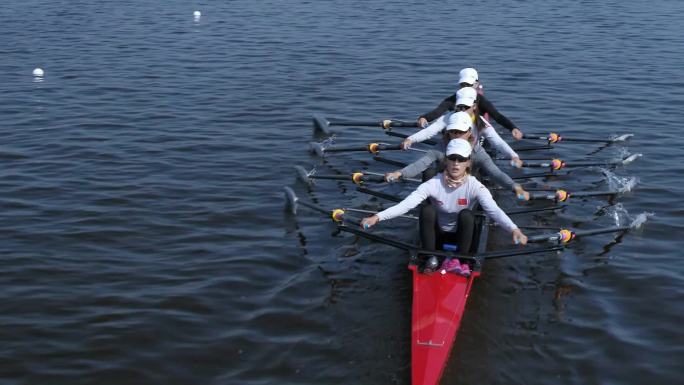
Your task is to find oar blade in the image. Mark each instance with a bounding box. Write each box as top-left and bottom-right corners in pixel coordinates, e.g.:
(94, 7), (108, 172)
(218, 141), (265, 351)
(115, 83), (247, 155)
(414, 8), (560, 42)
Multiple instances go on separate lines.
(294, 166), (313, 186)
(612, 133), (633, 142)
(312, 114), (331, 135)
(621, 153), (642, 165)
(309, 142), (326, 157)
(283, 186), (299, 215)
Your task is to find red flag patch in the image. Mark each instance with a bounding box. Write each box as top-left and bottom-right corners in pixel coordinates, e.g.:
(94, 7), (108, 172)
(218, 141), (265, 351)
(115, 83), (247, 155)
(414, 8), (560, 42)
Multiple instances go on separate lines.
(458, 198), (468, 206)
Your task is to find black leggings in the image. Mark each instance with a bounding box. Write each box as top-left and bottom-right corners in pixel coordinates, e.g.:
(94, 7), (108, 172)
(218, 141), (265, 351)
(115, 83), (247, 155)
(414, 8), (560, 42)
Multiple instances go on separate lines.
(419, 204), (475, 253)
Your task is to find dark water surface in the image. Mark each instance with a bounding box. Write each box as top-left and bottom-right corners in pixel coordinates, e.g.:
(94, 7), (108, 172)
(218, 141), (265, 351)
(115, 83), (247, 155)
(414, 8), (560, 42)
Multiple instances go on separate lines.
(2, 0), (683, 384)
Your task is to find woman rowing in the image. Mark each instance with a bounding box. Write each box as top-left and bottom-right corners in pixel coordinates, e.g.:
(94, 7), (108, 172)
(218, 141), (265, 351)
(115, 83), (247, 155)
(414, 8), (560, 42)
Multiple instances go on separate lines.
(386, 111), (530, 200)
(416, 68), (524, 140)
(403, 86), (524, 168)
(361, 139), (528, 258)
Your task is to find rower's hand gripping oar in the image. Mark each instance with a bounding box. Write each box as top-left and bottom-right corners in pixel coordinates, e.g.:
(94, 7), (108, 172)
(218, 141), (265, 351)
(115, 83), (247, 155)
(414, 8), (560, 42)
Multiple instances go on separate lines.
(313, 114), (420, 135)
(522, 132), (633, 144)
(283, 187), (477, 261)
(284, 187), (568, 262)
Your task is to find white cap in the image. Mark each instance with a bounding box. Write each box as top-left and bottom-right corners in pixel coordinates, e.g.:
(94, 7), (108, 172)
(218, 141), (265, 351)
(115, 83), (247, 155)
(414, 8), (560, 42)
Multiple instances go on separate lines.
(458, 68), (478, 85)
(456, 87), (478, 107)
(446, 111), (474, 132)
(446, 138), (472, 158)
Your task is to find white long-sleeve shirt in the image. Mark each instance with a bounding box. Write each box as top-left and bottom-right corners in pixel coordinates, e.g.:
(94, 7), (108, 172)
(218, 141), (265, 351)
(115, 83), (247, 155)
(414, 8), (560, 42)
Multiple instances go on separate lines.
(473, 116), (519, 159)
(376, 174), (518, 233)
(406, 112), (519, 160)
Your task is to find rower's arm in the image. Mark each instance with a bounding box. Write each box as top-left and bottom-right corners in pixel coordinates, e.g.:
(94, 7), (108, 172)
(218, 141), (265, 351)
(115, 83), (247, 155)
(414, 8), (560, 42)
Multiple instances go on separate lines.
(376, 181), (432, 222)
(478, 95), (517, 132)
(472, 147), (517, 191)
(475, 183), (518, 232)
(400, 149), (443, 179)
(419, 94), (455, 123)
(479, 118), (519, 159)
(407, 115), (448, 144)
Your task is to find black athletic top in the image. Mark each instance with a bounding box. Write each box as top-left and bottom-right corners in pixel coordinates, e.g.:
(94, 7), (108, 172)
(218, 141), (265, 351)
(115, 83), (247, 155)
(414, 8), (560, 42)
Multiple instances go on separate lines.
(419, 94), (517, 132)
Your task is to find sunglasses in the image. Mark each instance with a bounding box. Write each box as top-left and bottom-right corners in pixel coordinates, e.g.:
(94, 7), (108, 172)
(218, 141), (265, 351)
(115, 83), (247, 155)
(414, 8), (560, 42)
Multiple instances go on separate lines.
(447, 154), (470, 162)
(455, 104), (472, 111)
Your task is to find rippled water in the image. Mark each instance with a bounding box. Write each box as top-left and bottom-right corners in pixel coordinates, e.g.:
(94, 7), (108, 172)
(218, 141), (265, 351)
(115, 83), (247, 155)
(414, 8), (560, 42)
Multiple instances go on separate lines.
(1, 0), (683, 384)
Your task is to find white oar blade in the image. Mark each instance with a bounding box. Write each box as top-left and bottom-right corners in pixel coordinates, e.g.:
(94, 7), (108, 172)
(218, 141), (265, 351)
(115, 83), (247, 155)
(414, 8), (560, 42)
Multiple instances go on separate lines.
(283, 186), (299, 215)
(621, 153), (642, 165)
(612, 133), (633, 142)
(312, 114), (331, 135)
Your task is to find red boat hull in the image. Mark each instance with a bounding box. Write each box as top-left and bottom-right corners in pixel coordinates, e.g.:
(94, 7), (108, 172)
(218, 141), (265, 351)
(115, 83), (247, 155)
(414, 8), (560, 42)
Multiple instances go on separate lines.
(410, 265), (480, 385)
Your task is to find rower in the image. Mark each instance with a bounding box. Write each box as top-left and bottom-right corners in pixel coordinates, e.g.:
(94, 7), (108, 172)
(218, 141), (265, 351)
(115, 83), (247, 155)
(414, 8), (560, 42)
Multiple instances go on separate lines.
(361, 139), (528, 267)
(416, 67), (524, 140)
(385, 111), (530, 200)
(402, 87), (524, 168)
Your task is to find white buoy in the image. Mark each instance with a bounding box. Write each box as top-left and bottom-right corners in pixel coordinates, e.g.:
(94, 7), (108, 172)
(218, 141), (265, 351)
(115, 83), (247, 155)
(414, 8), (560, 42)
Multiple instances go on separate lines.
(193, 10), (201, 18)
(33, 68), (44, 77)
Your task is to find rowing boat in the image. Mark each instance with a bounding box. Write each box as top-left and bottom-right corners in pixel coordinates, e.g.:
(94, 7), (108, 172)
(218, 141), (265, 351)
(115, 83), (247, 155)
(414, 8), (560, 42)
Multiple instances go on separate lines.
(410, 211), (488, 385)
(285, 115), (643, 385)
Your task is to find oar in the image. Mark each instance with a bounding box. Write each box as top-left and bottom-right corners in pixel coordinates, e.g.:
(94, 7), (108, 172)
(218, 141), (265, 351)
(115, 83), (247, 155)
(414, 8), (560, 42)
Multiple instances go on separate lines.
(480, 245), (565, 259)
(527, 222), (643, 244)
(313, 114), (419, 135)
(528, 189), (626, 202)
(372, 155), (408, 168)
(517, 154), (641, 170)
(283, 186), (476, 261)
(294, 166), (420, 186)
(384, 130), (438, 146)
(356, 186), (403, 202)
(522, 132), (633, 144)
(309, 141), (400, 157)
(510, 171), (564, 180)
(508, 145), (555, 152)
(309, 141), (427, 158)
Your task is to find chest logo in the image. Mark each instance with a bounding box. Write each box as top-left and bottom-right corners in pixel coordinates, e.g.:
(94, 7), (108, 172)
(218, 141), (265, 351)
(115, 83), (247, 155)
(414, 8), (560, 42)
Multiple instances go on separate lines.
(458, 198), (468, 206)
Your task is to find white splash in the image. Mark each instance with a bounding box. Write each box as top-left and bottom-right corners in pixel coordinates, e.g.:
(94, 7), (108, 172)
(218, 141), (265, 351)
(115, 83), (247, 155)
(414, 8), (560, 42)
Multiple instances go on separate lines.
(320, 136), (336, 149)
(629, 212), (653, 229)
(602, 169), (639, 192)
(604, 203), (630, 226)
